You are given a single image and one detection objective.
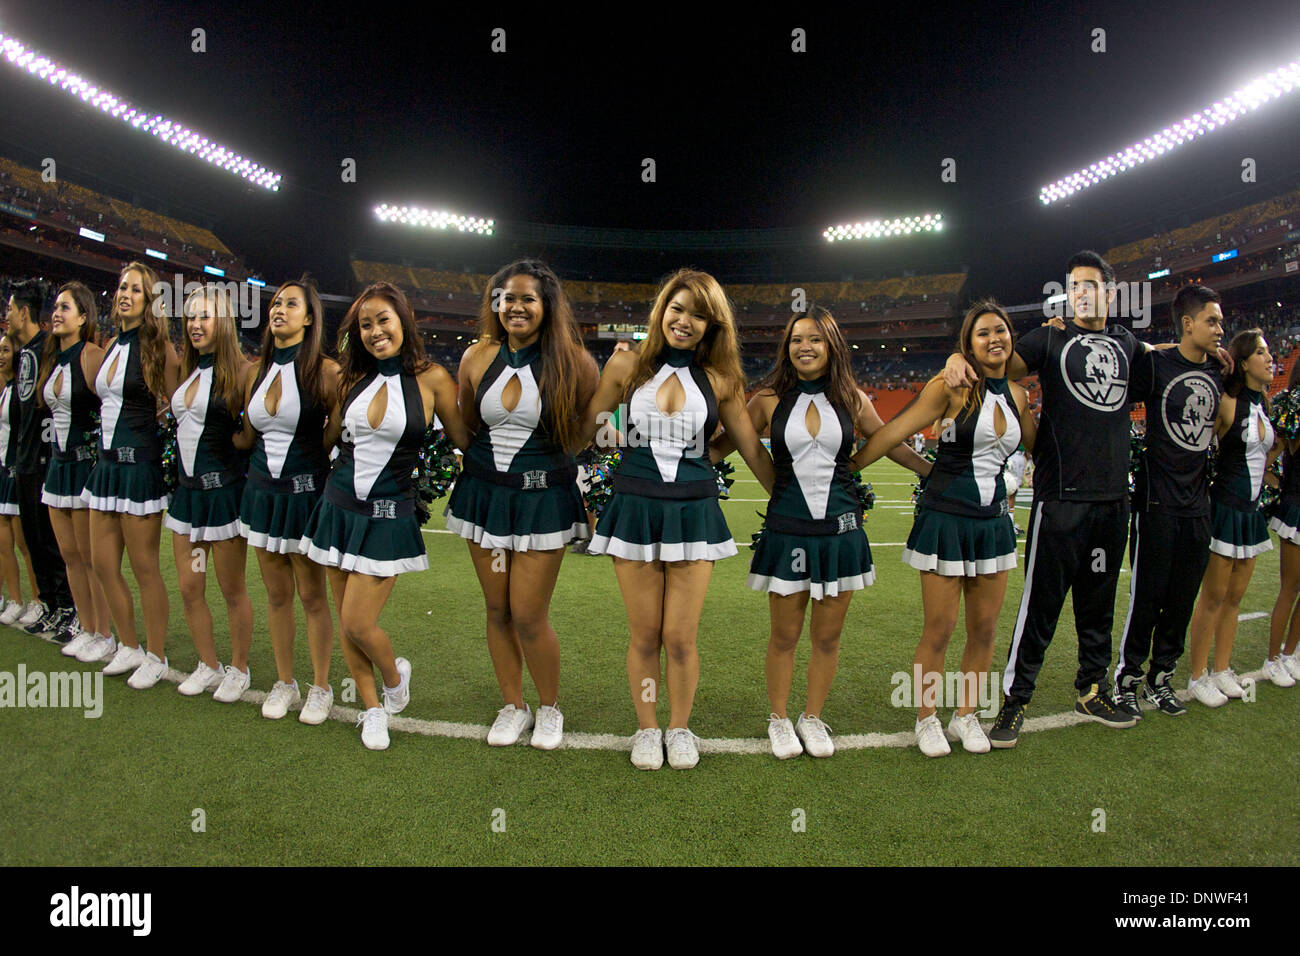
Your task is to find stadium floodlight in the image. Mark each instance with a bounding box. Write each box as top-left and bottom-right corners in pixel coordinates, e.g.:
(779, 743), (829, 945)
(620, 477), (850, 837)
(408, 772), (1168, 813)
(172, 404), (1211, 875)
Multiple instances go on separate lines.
(374, 204), (495, 235)
(0, 31), (282, 191)
(1039, 59), (1300, 204)
(822, 213), (943, 242)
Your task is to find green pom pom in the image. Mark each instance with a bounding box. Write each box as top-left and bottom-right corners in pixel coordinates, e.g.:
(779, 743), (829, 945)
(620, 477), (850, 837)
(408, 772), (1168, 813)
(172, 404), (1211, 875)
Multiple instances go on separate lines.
(577, 447), (622, 517)
(412, 424), (461, 524)
(157, 411), (179, 495)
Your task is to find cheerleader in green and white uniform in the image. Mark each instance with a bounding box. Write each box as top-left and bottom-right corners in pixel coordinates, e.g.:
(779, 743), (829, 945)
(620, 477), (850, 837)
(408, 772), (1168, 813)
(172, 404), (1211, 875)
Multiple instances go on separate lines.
(168, 286), (256, 701)
(580, 269), (775, 771)
(715, 307), (931, 760)
(1265, 362), (1300, 686)
(0, 334), (39, 628)
(854, 301), (1036, 758)
(232, 276), (340, 723)
(40, 281), (112, 661)
(303, 281), (469, 750)
(446, 260), (597, 751)
(1187, 328), (1278, 702)
(85, 261), (181, 690)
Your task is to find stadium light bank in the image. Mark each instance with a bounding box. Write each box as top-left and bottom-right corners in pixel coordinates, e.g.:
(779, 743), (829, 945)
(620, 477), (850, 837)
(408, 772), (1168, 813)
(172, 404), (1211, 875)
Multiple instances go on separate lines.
(822, 214), (944, 242)
(0, 31), (281, 190)
(1039, 58), (1300, 204)
(374, 204), (494, 235)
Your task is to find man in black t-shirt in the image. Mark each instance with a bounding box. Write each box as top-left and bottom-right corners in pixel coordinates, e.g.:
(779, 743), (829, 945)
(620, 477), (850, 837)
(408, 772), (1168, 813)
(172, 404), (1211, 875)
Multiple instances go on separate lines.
(945, 251), (1166, 746)
(5, 279), (75, 640)
(1113, 285), (1224, 717)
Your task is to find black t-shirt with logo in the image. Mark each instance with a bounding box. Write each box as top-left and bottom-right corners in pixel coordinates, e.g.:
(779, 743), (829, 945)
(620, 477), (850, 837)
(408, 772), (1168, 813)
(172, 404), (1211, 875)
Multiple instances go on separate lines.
(1128, 347), (1221, 516)
(1016, 321), (1140, 502)
(14, 328), (50, 475)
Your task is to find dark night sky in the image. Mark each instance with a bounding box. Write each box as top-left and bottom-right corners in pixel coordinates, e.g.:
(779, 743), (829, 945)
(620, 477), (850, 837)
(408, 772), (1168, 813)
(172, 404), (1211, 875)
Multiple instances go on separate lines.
(1, 0), (1299, 302)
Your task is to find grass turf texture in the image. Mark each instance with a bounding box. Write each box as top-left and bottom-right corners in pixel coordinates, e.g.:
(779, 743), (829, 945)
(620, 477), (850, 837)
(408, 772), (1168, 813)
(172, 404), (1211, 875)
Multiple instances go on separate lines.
(1, 458), (1297, 865)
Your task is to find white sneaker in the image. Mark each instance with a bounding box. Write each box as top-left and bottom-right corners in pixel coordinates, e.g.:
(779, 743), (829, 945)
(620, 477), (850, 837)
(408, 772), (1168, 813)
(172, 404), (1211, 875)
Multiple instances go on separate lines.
(531, 704), (564, 750)
(487, 703), (534, 746)
(76, 634), (117, 663)
(212, 666), (250, 703)
(178, 661), (225, 696)
(630, 727), (664, 770)
(915, 714), (951, 757)
(664, 727), (700, 770)
(796, 713), (834, 757)
(1189, 672), (1228, 708)
(357, 707), (389, 750)
(60, 630), (95, 658)
(102, 643), (146, 677)
(261, 680), (300, 719)
(1282, 652), (1300, 682)
(299, 684), (334, 724)
(127, 651), (169, 689)
(0, 598), (25, 625)
(768, 714), (803, 759)
(16, 600), (43, 629)
(1262, 657), (1295, 687)
(382, 657), (411, 715)
(945, 711), (991, 754)
(1211, 668), (1245, 699)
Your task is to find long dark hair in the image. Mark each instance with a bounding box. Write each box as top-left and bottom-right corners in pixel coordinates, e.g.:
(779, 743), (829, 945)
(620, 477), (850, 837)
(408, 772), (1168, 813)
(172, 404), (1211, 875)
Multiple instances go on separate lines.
(38, 280), (98, 408)
(948, 298), (1016, 420)
(1224, 327), (1271, 415)
(112, 261), (169, 399)
(336, 282), (430, 401)
(254, 274), (328, 408)
(476, 259), (591, 453)
(756, 306), (861, 419)
(625, 268), (746, 401)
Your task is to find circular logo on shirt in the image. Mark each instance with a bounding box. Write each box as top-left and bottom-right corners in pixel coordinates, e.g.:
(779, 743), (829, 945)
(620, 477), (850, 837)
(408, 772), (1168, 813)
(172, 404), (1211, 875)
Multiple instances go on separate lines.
(1160, 371), (1217, 452)
(16, 350), (36, 403)
(1059, 334), (1129, 412)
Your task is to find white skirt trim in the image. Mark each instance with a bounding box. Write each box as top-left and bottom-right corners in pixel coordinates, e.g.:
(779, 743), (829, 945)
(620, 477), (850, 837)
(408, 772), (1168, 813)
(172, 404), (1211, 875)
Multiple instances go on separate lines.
(746, 571), (874, 599)
(165, 514), (243, 543)
(0, 502), (17, 516)
(42, 490), (89, 510)
(1209, 537), (1273, 560)
(901, 547), (1017, 577)
(240, 521), (309, 555)
(1268, 516), (1300, 546)
(587, 533), (737, 563)
(443, 515), (588, 553)
(302, 540), (428, 577)
(80, 490), (169, 515)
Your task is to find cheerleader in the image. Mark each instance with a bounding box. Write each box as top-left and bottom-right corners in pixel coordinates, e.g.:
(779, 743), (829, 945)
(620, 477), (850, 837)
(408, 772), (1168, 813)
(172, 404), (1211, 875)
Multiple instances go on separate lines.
(168, 286), (255, 698)
(39, 283), (113, 661)
(302, 282), (469, 750)
(86, 262), (180, 687)
(233, 276), (338, 720)
(445, 260), (597, 749)
(579, 269), (775, 770)
(715, 307), (931, 759)
(1266, 360), (1300, 687)
(0, 333), (39, 627)
(1186, 329), (1277, 706)
(853, 302), (1036, 756)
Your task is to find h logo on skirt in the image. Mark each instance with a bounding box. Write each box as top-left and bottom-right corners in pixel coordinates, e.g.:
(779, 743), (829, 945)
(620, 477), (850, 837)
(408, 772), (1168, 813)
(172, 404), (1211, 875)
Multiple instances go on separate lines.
(522, 470), (548, 490)
(372, 500), (397, 519)
(836, 513), (859, 534)
(292, 475), (315, 493)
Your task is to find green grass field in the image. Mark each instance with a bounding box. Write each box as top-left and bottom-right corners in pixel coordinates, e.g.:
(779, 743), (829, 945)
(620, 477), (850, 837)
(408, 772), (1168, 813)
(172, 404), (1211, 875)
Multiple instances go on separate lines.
(2, 457), (1297, 866)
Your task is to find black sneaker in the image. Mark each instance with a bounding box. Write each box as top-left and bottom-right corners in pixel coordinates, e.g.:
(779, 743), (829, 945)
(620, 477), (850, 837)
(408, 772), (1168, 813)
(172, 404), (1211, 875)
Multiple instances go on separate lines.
(1142, 678), (1187, 716)
(1113, 678), (1143, 721)
(52, 609), (80, 645)
(22, 603), (57, 639)
(1075, 683), (1138, 728)
(989, 697), (1026, 749)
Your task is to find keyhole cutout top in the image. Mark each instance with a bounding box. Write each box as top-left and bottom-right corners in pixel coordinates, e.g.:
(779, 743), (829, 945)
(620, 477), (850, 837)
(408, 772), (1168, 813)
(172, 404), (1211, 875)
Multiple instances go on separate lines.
(804, 400), (821, 439)
(501, 373), (522, 414)
(1257, 412), (1267, 442)
(52, 369), (64, 399)
(366, 383), (389, 430)
(104, 352), (121, 388)
(656, 373), (686, 416)
(264, 370), (283, 417)
(183, 373), (202, 410)
(993, 401), (1007, 439)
